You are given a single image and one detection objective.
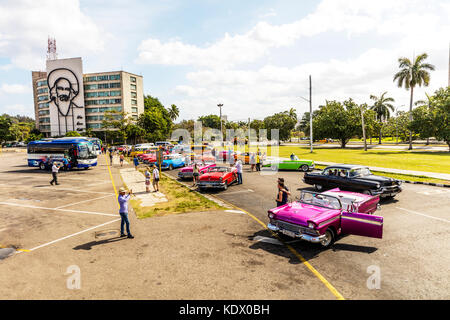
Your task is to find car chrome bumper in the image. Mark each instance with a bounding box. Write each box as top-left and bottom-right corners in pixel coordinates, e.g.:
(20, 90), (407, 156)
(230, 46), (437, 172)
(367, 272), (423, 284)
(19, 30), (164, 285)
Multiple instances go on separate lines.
(197, 181), (226, 189)
(267, 223), (326, 243)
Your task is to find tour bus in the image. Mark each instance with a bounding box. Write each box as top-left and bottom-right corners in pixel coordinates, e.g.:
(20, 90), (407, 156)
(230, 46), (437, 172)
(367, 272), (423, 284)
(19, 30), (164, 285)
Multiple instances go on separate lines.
(56, 136), (102, 155)
(27, 138), (98, 170)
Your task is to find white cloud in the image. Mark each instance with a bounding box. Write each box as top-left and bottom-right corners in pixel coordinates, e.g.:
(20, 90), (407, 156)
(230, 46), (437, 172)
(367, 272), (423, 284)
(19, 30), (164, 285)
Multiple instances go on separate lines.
(1, 104), (34, 117)
(142, 0), (449, 121)
(0, 0), (107, 70)
(0, 83), (30, 95)
(136, 0), (448, 69)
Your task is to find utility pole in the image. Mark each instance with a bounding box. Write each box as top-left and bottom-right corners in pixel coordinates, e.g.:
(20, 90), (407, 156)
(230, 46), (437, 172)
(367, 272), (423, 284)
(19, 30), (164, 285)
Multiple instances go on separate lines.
(361, 106), (367, 151)
(300, 75), (313, 153)
(217, 103), (223, 144)
(248, 117), (250, 149)
(309, 75), (313, 153)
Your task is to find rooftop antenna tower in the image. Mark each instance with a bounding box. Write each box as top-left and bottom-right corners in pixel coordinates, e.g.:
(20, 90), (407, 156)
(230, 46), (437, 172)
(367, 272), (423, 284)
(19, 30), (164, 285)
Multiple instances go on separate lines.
(47, 37), (57, 60)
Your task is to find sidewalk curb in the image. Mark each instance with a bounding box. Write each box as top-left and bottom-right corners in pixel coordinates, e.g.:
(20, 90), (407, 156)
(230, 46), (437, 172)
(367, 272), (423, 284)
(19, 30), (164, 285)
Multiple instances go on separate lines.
(310, 168), (450, 189)
(162, 172), (232, 209)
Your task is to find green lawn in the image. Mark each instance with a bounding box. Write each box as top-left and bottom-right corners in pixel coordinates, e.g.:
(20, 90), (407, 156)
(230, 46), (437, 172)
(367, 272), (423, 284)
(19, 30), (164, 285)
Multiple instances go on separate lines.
(265, 146), (450, 175)
(130, 173), (224, 219)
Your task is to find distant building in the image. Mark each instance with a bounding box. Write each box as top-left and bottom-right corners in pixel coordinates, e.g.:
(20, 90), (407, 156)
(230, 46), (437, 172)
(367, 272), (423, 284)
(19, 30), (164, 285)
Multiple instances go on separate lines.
(32, 57), (144, 137)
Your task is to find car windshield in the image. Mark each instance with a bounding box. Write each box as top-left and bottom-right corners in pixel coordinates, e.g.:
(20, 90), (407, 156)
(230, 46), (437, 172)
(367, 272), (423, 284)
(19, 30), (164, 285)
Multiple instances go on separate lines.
(349, 167), (371, 177)
(300, 191), (341, 210)
(209, 167), (229, 173)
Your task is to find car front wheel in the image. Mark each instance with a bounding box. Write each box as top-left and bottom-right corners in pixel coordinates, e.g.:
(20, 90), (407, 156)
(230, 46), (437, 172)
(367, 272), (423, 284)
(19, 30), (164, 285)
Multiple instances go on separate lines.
(39, 162), (46, 170)
(315, 184), (323, 191)
(223, 182), (228, 190)
(300, 164), (309, 172)
(320, 229), (335, 248)
(169, 164), (173, 170)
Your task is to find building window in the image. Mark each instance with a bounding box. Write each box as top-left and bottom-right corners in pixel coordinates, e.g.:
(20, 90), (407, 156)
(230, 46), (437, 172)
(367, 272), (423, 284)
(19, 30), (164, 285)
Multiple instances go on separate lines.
(130, 76), (136, 83)
(38, 103), (49, 109)
(38, 95), (48, 101)
(39, 117), (50, 123)
(37, 88), (48, 94)
(37, 80), (47, 87)
(109, 82), (121, 88)
(131, 92), (137, 98)
(40, 125), (50, 131)
(97, 75), (109, 81)
(39, 110), (50, 116)
(132, 115), (138, 120)
(84, 84), (98, 90)
(85, 92), (98, 98)
(97, 91), (109, 97)
(84, 76), (97, 82)
(131, 99), (137, 105)
(87, 123), (102, 129)
(109, 74), (120, 80)
(131, 107), (138, 113)
(130, 84), (136, 90)
(110, 91), (121, 96)
(86, 115), (105, 121)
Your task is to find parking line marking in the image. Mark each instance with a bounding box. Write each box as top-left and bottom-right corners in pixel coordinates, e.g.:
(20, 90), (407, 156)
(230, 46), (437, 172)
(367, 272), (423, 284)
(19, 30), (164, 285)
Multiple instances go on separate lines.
(0, 183), (114, 195)
(54, 194), (114, 209)
(211, 196), (345, 300)
(396, 207), (450, 224)
(26, 219), (121, 252)
(0, 202), (119, 217)
(225, 209), (246, 214)
(105, 154), (119, 206)
(222, 189), (254, 195)
(253, 236), (283, 245)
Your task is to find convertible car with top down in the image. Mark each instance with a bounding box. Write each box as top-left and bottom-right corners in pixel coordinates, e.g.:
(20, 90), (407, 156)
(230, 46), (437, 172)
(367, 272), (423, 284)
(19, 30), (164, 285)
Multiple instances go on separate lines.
(197, 166), (238, 190)
(262, 155), (314, 172)
(268, 189), (383, 247)
(178, 162), (216, 179)
(303, 164), (402, 198)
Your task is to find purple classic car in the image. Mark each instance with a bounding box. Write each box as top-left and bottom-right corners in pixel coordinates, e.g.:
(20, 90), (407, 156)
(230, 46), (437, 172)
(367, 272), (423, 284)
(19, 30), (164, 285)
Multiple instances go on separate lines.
(178, 162), (216, 179)
(267, 188), (383, 247)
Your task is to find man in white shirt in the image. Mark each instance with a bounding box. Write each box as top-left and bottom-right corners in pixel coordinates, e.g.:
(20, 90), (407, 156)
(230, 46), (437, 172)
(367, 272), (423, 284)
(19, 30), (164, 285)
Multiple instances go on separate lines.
(235, 159), (243, 185)
(152, 164), (160, 192)
(50, 161), (61, 185)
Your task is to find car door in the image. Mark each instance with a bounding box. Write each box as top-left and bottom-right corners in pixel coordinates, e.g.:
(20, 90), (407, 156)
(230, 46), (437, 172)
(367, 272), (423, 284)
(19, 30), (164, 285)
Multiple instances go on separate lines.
(341, 211), (383, 238)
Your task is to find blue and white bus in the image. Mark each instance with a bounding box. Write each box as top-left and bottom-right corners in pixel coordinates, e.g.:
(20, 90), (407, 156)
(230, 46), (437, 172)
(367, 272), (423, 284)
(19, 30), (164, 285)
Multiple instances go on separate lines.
(27, 138), (98, 170)
(56, 136), (102, 155)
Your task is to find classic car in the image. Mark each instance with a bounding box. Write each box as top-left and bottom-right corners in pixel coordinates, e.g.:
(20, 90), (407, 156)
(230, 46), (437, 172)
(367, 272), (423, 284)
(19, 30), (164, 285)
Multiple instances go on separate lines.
(148, 154), (185, 170)
(130, 145), (158, 157)
(140, 153), (157, 164)
(262, 155), (314, 172)
(303, 164), (402, 198)
(197, 166), (238, 190)
(217, 150), (236, 161)
(178, 162), (216, 179)
(237, 152), (251, 164)
(267, 189), (383, 247)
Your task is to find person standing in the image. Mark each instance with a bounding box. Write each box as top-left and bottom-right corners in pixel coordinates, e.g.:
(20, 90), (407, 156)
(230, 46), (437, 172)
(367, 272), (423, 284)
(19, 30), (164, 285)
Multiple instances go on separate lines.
(145, 167), (151, 193)
(118, 187), (134, 239)
(192, 163), (200, 187)
(119, 153), (125, 167)
(133, 155), (139, 170)
(62, 155), (69, 171)
(250, 153), (256, 172)
(152, 164), (160, 192)
(256, 152), (261, 171)
(109, 150), (114, 166)
(235, 159), (243, 184)
(50, 161), (60, 185)
(275, 178), (290, 207)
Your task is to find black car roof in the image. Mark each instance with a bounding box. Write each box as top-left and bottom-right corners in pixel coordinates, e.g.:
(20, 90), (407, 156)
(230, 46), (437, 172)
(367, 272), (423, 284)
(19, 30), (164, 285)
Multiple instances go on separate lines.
(324, 164), (367, 170)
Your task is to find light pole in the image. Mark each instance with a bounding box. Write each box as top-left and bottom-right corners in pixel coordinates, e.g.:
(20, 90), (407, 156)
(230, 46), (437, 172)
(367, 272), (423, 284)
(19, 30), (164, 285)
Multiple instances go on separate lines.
(300, 75), (313, 153)
(217, 103), (223, 142)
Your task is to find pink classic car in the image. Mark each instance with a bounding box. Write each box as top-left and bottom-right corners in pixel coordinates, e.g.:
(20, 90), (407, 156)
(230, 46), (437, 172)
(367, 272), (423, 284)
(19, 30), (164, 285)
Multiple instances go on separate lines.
(178, 162), (216, 179)
(267, 188), (383, 247)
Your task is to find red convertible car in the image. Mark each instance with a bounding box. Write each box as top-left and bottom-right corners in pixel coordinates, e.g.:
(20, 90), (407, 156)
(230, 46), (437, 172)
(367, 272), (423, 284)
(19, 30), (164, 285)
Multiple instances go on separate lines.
(197, 166), (238, 190)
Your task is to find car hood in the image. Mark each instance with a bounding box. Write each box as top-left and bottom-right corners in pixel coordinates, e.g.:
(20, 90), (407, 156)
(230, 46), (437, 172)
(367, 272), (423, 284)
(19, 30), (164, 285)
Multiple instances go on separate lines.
(199, 172), (225, 180)
(352, 174), (398, 186)
(270, 202), (340, 226)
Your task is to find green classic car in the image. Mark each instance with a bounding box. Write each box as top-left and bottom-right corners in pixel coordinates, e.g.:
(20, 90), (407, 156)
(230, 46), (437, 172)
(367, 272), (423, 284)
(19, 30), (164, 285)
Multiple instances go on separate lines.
(262, 155), (315, 172)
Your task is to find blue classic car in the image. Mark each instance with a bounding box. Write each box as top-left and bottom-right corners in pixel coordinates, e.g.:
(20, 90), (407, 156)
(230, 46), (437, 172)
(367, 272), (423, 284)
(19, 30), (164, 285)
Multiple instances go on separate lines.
(160, 154), (185, 170)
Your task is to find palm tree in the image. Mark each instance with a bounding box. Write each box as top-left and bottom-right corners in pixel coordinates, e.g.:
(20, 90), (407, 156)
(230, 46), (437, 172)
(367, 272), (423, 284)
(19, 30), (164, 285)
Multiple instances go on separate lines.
(393, 53), (435, 150)
(414, 92), (433, 145)
(168, 104), (179, 121)
(284, 108), (297, 142)
(370, 92), (395, 144)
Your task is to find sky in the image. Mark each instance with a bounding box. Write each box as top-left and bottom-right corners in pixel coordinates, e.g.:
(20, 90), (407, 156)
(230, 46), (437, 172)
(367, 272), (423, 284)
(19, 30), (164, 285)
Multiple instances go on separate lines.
(0, 0), (449, 122)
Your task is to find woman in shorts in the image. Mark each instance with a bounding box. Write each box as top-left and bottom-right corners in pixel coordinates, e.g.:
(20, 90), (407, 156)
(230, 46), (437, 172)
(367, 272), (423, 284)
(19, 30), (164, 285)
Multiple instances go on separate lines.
(192, 163), (200, 187)
(145, 167), (151, 193)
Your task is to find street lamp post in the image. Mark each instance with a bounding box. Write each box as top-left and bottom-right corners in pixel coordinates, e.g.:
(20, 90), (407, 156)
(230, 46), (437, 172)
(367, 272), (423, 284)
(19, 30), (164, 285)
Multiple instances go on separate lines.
(217, 103), (223, 142)
(300, 75), (313, 153)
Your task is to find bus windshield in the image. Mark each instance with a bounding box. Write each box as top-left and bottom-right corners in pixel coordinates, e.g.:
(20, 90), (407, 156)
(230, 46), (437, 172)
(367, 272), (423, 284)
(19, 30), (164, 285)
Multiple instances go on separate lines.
(78, 143), (96, 159)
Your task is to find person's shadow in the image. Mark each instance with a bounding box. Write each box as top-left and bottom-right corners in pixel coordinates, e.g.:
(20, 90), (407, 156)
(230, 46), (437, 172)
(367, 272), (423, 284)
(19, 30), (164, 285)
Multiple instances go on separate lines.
(73, 236), (127, 250)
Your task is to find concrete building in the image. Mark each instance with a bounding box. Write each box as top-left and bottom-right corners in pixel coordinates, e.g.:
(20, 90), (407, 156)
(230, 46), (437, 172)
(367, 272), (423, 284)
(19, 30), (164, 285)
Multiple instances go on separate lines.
(32, 58), (144, 137)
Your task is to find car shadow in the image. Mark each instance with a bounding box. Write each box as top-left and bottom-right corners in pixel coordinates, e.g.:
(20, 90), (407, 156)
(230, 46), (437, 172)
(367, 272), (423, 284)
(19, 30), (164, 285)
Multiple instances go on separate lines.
(73, 236), (127, 250)
(248, 229), (378, 264)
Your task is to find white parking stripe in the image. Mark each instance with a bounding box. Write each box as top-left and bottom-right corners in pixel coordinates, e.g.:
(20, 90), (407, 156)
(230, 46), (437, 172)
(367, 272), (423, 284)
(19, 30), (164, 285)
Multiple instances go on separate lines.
(222, 189), (254, 195)
(0, 202), (119, 217)
(396, 207), (450, 224)
(27, 219), (121, 252)
(0, 183), (114, 195)
(253, 236), (283, 245)
(225, 209), (246, 214)
(54, 194), (114, 209)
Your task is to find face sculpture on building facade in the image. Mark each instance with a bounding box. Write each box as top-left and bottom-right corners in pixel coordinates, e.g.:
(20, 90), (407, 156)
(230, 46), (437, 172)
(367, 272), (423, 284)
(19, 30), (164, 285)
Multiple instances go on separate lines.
(48, 68), (81, 117)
